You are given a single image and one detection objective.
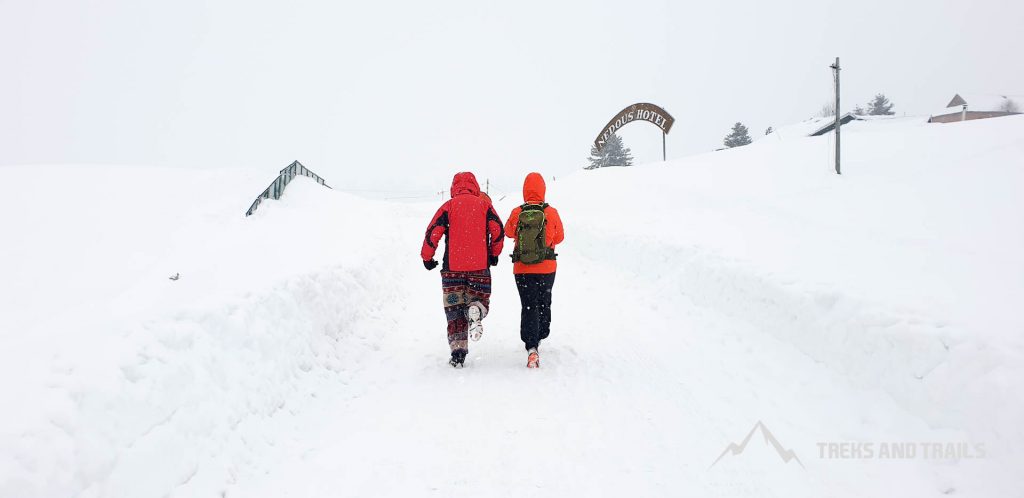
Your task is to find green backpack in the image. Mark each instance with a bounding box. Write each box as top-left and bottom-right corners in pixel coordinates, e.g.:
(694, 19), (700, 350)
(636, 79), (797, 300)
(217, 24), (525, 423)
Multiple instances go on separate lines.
(513, 203), (556, 264)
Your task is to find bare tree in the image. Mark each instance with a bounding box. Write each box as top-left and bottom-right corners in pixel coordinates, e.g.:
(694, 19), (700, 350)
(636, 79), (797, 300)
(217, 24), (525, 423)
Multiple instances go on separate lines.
(1000, 98), (1021, 113)
(819, 102), (836, 118)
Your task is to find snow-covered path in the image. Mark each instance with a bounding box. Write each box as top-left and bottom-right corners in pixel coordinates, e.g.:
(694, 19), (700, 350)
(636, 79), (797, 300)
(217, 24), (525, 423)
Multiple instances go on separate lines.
(222, 220), (991, 497)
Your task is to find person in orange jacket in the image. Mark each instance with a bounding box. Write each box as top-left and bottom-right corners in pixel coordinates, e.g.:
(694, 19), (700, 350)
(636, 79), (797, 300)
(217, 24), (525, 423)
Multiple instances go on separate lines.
(504, 172), (564, 368)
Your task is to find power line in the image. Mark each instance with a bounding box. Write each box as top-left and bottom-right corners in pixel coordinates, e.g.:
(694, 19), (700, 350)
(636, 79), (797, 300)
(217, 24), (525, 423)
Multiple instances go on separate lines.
(382, 194), (439, 201)
(334, 188), (438, 194)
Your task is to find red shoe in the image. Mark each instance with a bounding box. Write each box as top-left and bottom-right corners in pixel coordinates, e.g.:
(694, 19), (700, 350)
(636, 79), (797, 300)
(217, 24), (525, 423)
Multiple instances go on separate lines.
(527, 349), (540, 368)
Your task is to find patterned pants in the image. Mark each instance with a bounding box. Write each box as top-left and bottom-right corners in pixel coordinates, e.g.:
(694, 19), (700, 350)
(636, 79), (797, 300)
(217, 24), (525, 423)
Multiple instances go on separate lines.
(441, 269), (491, 352)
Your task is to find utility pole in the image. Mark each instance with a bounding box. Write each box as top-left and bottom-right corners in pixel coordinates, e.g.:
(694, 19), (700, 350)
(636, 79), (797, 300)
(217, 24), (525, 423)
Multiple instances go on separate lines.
(830, 57), (841, 175)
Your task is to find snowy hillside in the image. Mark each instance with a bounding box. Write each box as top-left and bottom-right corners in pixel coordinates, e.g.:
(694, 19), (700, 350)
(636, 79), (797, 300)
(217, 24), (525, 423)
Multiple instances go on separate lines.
(2, 115), (1023, 497)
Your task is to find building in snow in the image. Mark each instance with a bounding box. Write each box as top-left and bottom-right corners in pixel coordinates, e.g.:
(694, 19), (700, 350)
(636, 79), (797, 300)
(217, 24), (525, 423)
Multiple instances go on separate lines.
(246, 160), (331, 216)
(809, 113), (863, 136)
(928, 94), (1022, 123)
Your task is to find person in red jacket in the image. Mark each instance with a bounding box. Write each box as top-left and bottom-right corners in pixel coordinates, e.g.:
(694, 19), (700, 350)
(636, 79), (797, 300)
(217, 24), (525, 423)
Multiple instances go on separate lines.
(421, 172), (504, 367)
(504, 172), (564, 368)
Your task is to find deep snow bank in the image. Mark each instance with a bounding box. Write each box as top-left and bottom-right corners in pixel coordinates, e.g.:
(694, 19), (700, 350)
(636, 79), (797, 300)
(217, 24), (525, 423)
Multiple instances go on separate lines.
(0, 169), (417, 496)
(550, 114), (1024, 460)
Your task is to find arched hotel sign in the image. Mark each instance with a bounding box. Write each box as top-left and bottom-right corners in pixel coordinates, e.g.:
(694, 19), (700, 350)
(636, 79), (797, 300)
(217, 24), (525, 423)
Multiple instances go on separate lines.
(594, 103), (675, 160)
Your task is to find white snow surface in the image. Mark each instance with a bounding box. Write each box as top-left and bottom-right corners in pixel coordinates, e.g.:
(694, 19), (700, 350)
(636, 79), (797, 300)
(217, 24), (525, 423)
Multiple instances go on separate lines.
(2, 115), (1023, 497)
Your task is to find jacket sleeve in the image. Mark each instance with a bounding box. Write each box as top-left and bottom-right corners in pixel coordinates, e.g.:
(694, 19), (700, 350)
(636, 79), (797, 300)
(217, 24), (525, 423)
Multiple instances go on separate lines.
(421, 203), (449, 261)
(544, 206), (564, 248)
(486, 205), (504, 257)
(504, 207), (521, 239)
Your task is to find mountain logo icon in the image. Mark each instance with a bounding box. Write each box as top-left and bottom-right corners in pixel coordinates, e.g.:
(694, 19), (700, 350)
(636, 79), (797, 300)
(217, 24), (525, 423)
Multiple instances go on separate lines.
(710, 420), (804, 469)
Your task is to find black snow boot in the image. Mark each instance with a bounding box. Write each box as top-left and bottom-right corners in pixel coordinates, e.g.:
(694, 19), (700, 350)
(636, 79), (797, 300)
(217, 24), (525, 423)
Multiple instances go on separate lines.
(449, 348), (468, 368)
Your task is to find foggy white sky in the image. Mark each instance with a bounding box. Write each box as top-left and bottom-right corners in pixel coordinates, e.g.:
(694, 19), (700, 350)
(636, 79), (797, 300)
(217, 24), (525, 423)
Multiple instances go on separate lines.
(2, 0), (1022, 197)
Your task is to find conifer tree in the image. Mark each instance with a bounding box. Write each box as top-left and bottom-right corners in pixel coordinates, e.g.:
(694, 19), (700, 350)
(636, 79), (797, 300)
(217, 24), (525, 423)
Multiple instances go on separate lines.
(867, 94), (895, 115)
(585, 133), (634, 169)
(723, 122), (752, 148)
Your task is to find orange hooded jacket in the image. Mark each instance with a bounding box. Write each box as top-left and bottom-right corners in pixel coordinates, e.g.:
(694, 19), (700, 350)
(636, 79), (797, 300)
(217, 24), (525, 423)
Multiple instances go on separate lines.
(504, 172), (564, 274)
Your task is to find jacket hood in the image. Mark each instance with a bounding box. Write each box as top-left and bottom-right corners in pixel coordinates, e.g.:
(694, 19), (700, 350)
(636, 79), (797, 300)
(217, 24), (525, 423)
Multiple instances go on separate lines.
(523, 172), (546, 203)
(450, 172), (481, 197)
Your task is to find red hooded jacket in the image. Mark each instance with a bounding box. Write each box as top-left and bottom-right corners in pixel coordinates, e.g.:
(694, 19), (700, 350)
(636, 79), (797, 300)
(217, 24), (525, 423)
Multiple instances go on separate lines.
(504, 172), (564, 275)
(421, 172), (504, 272)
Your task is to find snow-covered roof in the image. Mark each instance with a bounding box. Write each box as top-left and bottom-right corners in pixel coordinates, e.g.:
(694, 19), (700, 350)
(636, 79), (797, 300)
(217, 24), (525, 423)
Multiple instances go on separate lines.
(930, 105), (969, 118)
(760, 116), (838, 140)
(808, 113), (865, 136)
(759, 113), (909, 141)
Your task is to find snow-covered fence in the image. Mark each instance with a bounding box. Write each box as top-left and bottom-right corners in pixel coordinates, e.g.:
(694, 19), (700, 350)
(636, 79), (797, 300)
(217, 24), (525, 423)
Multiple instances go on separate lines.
(246, 160), (331, 216)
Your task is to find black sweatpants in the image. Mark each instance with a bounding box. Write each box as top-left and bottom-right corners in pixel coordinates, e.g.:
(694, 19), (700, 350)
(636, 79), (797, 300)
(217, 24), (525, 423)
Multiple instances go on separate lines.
(514, 272), (556, 351)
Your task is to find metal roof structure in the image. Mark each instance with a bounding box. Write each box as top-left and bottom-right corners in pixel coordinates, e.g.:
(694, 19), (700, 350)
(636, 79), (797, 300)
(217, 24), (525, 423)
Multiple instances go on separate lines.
(246, 161), (331, 216)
